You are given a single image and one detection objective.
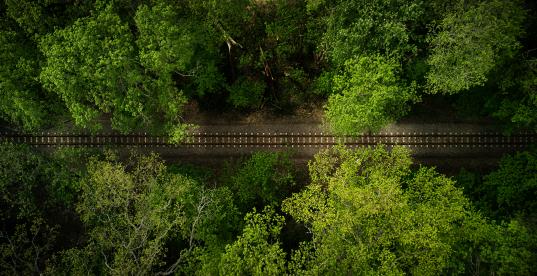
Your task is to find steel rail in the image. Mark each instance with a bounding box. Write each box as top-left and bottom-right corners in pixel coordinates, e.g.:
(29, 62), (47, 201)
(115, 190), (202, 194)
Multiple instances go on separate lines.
(0, 131), (535, 148)
(2, 132), (536, 137)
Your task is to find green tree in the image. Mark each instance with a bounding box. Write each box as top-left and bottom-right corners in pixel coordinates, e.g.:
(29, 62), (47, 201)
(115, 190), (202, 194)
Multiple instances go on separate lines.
(319, 0), (424, 66)
(451, 215), (537, 275)
(135, 2), (223, 98)
(283, 146), (447, 274)
(39, 5), (190, 141)
(282, 145), (536, 274)
(311, 0), (425, 134)
(0, 143), (54, 275)
(4, 0), (92, 37)
(219, 207), (287, 276)
(426, 0), (526, 94)
(51, 152), (238, 275)
(481, 148), (537, 219)
(325, 55), (418, 134)
(0, 0), (95, 132)
(227, 77), (266, 109)
(227, 151), (295, 212)
(491, 57), (537, 131)
(74, 154), (193, 274)
(456, 148), (537, 220)
(0, 144), (91, 274)
(0, 18), (53, 131)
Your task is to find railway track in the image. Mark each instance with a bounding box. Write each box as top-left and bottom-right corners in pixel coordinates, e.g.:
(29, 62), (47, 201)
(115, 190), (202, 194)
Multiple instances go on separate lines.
(0, 131), (535, 149)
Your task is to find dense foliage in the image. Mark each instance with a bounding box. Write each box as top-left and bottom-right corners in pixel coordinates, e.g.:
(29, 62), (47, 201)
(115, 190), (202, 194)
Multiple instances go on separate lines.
(426, 0), (526, 94)
(1, 0), (535, 136)
(0, 144), (94, 274)
(1, 1), (536, 274)
(1, 144), (535, 275)
(0, 16), (53, 131)
(457, 147), (537, 220)
(223, 151), (295, 212)
(282, 146), (536, 274)
(326, 55), (417, 134)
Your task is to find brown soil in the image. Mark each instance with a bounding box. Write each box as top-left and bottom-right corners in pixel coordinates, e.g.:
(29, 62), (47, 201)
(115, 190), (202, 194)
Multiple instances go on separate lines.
(182, 100), (324, 125)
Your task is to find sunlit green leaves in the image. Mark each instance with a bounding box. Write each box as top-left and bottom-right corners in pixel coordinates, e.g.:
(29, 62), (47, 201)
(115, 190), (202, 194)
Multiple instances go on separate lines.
(39, 5), (190, 139)
(282, 145), (531, 274)
(320, 0), (424, 65)
(219, 207), (287, 276)
(325, 55), (418, 134)
(426, 0), (526, 94)
(39, 6), (143, 131)
(0, 20), (51, 131)
(72, 152), (234, 275)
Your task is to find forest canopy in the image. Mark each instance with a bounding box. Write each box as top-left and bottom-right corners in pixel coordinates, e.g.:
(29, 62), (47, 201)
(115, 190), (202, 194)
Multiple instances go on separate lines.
(0, 0), (535, 136)
(1, 1), (536, 274)
(1, 143), (535, 274)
